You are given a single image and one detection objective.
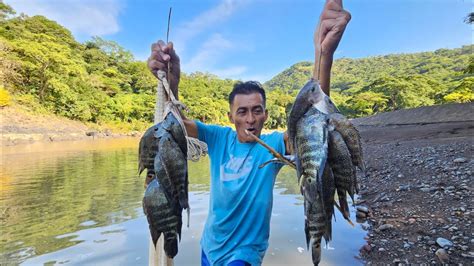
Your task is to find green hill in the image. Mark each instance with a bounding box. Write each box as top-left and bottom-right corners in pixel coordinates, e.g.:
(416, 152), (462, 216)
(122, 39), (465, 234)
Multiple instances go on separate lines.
(265, 46), (473, 117)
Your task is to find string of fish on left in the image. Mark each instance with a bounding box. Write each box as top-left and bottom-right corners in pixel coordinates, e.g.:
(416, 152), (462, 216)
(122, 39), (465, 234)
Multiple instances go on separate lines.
(138, 106), (190, 259)
(259, 78), (365, 265)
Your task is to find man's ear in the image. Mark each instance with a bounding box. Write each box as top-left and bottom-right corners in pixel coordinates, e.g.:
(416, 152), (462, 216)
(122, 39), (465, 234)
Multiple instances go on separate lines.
(228, 111), (234, 123)
(264, 109), (269, 122)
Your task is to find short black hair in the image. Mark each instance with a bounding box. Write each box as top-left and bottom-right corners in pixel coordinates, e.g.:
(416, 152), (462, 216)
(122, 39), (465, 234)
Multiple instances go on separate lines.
(228, 81), (266, 106)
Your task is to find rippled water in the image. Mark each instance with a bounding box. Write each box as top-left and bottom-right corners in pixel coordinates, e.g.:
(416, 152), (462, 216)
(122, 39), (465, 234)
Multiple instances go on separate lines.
(0, 138), (366, 265)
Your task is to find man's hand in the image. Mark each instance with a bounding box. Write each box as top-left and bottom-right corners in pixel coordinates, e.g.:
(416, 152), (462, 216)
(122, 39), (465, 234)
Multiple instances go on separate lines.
(148, 40), (181, 94)
(313, 0), (351, 94)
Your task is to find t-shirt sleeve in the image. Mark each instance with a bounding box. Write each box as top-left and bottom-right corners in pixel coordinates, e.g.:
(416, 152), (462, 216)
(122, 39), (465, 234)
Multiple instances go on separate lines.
(195, 121), (230, 156)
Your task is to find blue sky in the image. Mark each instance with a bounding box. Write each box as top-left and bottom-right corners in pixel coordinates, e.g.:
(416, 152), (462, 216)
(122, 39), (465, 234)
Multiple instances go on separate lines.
(8, 0), (472, 82)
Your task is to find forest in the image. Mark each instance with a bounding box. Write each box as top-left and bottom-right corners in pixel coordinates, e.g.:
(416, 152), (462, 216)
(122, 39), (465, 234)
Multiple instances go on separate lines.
(1, 3), (472, 131)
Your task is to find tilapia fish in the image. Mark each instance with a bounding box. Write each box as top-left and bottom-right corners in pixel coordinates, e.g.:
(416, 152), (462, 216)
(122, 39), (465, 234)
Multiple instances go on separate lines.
(139, 112), (189, 259)
(287, 79), (364, 265)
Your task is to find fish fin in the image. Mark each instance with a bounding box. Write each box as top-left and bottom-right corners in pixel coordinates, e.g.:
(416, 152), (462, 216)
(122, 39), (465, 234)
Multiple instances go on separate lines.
(337, 189), (350, 220)
(186, 207), (190, 228)
(305, 217), (311, 249)
(150, 228), (161, 247)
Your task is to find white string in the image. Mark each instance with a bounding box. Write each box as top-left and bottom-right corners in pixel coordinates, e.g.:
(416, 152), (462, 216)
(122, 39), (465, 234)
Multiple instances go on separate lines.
(157, 70), (208, 161)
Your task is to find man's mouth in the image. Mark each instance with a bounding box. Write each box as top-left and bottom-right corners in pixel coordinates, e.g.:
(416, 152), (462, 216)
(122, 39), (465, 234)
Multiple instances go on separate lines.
(246, 128), (256, 135)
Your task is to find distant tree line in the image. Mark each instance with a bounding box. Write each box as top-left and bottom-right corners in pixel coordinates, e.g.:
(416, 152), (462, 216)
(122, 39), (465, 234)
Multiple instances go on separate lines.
(1, 3), (472, 131)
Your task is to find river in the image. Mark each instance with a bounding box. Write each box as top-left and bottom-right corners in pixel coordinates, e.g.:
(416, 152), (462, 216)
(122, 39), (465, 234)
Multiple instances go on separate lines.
(0, 138), (366, 265)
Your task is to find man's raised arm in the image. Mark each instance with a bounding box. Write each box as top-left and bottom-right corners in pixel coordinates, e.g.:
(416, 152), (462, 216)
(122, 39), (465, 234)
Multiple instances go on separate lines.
(147, 40), (198, 138)
(313, 0), (351, 96)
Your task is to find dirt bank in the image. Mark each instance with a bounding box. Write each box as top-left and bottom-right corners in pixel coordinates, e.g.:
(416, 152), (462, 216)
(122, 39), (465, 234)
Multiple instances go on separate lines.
(1, 106), (139, 146)
(354, 103), (473, 264)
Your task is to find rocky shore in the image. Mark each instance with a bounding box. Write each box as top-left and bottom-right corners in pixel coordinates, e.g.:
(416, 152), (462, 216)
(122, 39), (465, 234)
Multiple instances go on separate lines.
(353, 103), (473, 264)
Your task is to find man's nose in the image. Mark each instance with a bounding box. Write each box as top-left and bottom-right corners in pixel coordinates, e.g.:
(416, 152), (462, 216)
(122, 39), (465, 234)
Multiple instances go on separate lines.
(246, 113), (256, 124)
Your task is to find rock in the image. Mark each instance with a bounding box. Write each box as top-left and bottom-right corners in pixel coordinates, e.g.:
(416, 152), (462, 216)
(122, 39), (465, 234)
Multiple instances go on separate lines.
(453, 157), (467, 163)
(436, 237), (453, 248)
(378, 248), (386, 252)
(408, 218), (416, 224)
(377, 224), (394, 231)
(360, 244), (372, 253)
(420, 187), (437, 192)
(85, 131), (97, 137)
(460, 245), (469, 251)
(356, 211), (367, 219)
(357, 206), (369, 213)
(398, 184), (411, 191)
(403, 242), (411, 249)
(435, 248), (449, 263)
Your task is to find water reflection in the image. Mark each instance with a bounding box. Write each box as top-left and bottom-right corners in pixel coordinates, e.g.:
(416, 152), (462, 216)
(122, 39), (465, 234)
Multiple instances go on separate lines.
(0, 138), (366, 265)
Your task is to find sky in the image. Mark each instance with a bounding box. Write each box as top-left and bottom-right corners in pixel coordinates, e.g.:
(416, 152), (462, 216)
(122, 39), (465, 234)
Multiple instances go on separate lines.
(7, 0), (473, 82)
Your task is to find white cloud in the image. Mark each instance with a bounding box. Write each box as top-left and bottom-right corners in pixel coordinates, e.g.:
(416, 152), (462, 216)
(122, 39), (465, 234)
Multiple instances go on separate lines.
(173, 0), (249, 54)
(182, 34), (233, 70)
(7, 0), (124, 36)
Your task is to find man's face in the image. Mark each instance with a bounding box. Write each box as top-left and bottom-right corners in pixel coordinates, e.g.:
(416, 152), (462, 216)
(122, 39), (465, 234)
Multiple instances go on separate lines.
(228, 93), (268, 143)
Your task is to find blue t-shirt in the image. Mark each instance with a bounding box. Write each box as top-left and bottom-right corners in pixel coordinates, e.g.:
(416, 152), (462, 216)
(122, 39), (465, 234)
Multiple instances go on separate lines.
(196, 121), (286, 266)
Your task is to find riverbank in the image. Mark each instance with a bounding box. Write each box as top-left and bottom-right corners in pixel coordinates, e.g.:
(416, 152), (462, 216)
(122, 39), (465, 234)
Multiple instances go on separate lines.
(354, 103), (473, 264)
(1, 106), (140, 146)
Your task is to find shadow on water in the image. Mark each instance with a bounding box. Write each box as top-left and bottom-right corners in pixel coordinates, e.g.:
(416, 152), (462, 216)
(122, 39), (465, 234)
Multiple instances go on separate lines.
(1, 138), (366, 265)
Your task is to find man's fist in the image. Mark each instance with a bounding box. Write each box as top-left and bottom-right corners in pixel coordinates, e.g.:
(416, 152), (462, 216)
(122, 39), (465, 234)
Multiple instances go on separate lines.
(314, 0), (351, 57)
(148, 40), (181, 93)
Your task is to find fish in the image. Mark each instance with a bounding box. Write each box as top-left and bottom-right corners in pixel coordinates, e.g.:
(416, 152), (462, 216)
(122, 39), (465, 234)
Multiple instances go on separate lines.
(139, 112), (190, 259)
(155, 112), (189, 211)
(328, 129), (357, 220)
(329, 113), (365, 174)
(143, 177), (182, 258)
(288, 79), (339, 151)
(138, 123), (161, 176)
(285, 77), (365, 265)
(294, 106), (329, 201)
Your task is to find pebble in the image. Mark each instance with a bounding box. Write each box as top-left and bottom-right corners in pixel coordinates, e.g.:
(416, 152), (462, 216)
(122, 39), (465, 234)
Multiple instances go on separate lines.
(361, 244), (372, 252)
(356, 211), (367, 219)
(453, 157), (467, 163)
(435, 248), (449, 263)
(397, 184), (410, 191)
(377, 224), (394, 231)
(356, 206), (369, 213)
(408, 218), (416, 224)
(436, 237), (453, 248)
(403, 243), (411, 249)
(378, 248), (386, 252)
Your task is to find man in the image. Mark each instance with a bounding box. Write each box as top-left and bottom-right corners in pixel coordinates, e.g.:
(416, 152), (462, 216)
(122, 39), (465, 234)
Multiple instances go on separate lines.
(148, 1), (350, 265)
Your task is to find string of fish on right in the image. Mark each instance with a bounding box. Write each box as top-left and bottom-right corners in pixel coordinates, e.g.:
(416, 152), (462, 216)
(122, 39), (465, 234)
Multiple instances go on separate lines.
(268, 78), (365, 265)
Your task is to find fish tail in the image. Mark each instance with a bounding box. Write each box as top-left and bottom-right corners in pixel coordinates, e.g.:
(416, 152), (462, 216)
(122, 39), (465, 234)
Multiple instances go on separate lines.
(163, 232), (178, 258)
(311, 237), (322, 265)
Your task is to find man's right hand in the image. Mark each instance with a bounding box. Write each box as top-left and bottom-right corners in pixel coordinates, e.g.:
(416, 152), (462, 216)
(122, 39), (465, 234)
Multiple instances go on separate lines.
(148, 40), (181, 93)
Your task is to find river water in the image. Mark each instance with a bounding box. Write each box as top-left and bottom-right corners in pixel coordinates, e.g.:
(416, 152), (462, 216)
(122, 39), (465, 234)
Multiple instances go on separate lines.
(1, 138), (366, 265)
